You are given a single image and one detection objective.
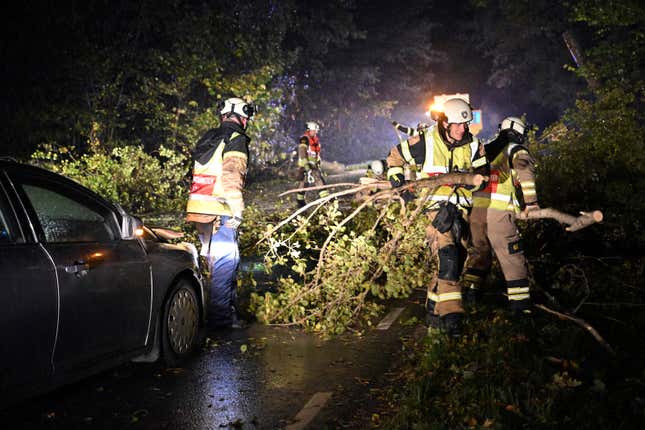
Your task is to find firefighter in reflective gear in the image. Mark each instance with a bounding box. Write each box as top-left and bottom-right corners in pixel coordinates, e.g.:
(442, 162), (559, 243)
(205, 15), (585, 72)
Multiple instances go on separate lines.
(386, 98), (481, 336)
(296, 121), (328, 207)
(186, 96), (255, 328)
(463, 116), (538, 314)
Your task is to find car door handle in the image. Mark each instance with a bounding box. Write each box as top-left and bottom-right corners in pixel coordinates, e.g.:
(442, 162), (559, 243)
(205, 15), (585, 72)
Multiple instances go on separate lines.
(65, 261), (90, 274)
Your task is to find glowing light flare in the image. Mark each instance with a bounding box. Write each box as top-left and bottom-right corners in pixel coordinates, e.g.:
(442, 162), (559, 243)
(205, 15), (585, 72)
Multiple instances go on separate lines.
(425, 102), (443, 117)
(135, 228), (145, 237)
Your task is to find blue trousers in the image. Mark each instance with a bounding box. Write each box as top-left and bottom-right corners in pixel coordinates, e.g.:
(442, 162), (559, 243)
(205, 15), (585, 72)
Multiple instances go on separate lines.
(198, 217), (239, 327)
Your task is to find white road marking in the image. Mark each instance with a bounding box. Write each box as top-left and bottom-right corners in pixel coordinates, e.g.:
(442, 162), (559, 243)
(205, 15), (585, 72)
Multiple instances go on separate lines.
(376, 307), (405, 330)
(286, 391), (333, 430)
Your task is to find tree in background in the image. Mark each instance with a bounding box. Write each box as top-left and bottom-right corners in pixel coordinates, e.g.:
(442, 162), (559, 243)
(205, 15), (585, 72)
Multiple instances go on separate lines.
(4, 1), (296, 212)
(536, 0), (645, 245)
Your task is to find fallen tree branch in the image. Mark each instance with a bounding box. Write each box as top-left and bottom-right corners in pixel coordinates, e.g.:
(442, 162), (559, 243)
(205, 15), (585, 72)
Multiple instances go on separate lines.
(278, 182), (358, 197)
(258, 173), (486, 248)
(256, 173), (485, 325)
(534, 303), (616, 356)
(583, 302), (645, 308)
(518, 208), (603, 232)
(313, 189), (392, 284)
(366, 172), (487, 191)
(254, 185), (377, 248)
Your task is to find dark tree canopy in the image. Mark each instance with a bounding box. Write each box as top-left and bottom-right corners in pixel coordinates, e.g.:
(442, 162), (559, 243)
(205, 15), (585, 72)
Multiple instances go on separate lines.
(1, 0), (641, 166)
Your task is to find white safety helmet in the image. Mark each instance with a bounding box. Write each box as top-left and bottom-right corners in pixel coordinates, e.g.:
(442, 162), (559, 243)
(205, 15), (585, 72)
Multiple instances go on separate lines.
(370, 159), (384, 176)
(441, 98), (473, 124)
(220, 97), (255, 118)
(500, 116), (526, 135)
(306, 121), (320, 132)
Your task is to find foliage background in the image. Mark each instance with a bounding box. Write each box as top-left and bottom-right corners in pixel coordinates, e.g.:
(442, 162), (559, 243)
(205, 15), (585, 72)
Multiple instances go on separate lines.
(1, 0), (644, 426)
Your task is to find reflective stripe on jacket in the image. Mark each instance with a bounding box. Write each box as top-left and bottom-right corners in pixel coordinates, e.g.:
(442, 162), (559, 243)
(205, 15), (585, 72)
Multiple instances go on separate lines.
(187, 130), (247, 217)
(473, 141), (536, 212)
(298, 133), (321, 167)
(419, 126), (479, 208)
(387, 125), (479, 209)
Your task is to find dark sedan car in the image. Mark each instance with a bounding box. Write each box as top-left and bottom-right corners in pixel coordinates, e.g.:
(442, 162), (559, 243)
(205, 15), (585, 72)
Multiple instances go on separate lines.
(0, 159), (207, 405)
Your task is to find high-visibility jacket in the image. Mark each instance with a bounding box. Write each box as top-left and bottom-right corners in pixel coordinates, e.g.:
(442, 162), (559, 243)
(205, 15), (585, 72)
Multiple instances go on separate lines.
(472, 133), (537, 212)
(387, 125), (480, 210)
(297, 132), (321, 168)
(186, 122), (250, 218)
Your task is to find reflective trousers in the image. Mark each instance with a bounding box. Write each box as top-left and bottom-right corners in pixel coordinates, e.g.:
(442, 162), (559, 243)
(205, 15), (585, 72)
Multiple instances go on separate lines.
(463, 207), (530, 302)
(196, 217), (240, 327)
(426, 211), (467, 317)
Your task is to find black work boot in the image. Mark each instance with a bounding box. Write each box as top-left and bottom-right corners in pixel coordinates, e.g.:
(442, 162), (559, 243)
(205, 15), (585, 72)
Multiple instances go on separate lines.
(441, 313), (463, 338)
(509, 298), (533, 316)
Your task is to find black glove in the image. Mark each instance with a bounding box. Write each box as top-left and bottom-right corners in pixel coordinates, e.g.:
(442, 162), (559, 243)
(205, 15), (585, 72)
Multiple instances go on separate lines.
(389, 174), (405, 189)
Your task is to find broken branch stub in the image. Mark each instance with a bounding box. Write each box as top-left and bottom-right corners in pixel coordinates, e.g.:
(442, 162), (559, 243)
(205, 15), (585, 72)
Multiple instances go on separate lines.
(518, 208), (603, 232)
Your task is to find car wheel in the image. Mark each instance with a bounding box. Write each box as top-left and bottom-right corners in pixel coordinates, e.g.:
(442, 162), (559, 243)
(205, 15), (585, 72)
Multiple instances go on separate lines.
(161, 279), (201, 366)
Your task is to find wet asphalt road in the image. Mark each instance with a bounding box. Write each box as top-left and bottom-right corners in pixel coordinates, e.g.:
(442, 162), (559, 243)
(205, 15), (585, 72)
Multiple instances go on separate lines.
(2, 170), (420, 429)
(1, 291), (427, 430)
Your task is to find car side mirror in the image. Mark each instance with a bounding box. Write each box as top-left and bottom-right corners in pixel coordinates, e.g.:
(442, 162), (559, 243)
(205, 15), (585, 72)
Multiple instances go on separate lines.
(121, 214), (144, 240)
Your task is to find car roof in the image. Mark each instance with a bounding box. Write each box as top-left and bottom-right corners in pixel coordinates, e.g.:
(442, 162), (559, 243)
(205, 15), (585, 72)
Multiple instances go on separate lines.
(0, 158), (121, 215)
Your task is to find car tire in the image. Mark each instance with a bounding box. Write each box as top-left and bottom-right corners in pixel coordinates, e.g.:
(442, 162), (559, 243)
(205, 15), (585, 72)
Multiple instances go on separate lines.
(161, 279), (202, 366)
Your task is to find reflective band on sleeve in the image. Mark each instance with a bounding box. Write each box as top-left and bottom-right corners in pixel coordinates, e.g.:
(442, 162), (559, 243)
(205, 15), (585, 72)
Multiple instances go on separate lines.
(522, 181), (536, 196)
(223, 151), (248, 160)
(469, 140), (479, 160)
(508, 293), (531, 301)
(507, 143), (518, 153)
(400, 141), (414, 164)
(472, 157), (487, 168)
(388, 167), (404, 178)
(428, 292), (439, 302)
(511, 148), (529, 160)
(437, 292), (462, 302)
(463, 273), (483, 283)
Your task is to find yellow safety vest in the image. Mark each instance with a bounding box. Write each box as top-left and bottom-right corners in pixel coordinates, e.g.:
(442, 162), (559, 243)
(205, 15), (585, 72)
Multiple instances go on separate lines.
(399, 126), (479, 209)
(297, 134), (321, 167)
(472, 143), (527, 212)
(186, 132), (243, 217)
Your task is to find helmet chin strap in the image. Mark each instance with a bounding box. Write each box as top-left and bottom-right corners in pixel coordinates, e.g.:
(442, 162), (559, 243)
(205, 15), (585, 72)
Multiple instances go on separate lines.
(442, 123), (470, 147)
(442, 123), (459, 144)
